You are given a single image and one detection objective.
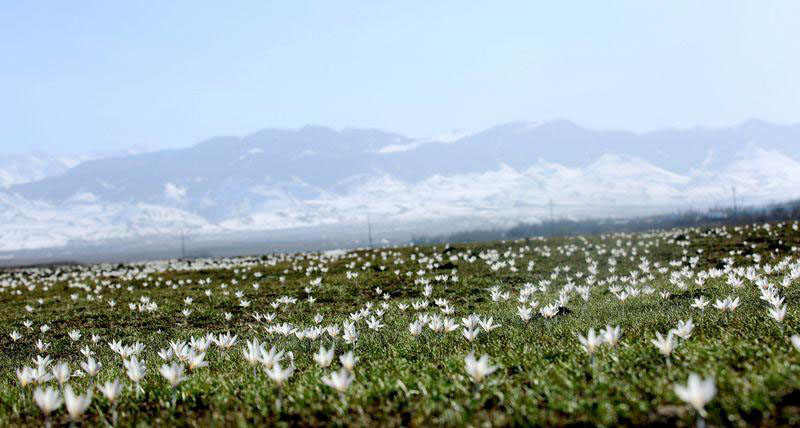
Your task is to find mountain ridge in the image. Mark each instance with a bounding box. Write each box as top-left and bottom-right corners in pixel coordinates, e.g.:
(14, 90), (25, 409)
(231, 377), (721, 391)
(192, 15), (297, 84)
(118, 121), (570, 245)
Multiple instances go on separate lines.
(1, 119), (799, 254)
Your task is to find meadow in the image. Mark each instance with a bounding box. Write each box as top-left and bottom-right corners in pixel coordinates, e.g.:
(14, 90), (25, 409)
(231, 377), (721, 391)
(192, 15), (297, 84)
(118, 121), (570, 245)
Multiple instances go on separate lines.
(2, 221), (800, 427)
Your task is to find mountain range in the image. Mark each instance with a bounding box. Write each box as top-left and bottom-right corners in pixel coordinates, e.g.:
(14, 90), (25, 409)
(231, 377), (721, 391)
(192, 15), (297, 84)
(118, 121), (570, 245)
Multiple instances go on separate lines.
(2, 119), (799, 258)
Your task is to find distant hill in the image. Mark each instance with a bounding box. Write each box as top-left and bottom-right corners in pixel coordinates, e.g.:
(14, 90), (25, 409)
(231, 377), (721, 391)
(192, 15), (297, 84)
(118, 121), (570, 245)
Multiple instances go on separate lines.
(1, 119), (799, 254)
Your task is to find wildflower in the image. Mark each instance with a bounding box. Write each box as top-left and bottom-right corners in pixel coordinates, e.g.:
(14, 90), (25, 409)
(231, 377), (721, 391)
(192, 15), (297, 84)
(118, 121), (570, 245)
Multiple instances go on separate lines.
(343, 324), (359, 344)
(464, 352), (498, 383)
(64, 385), (92, 422)
(81, 357), (102, 378)
(691, 296), (709, 310)
(442, 317), (459, 332)
(187, 350), (208, 370)
(97, 379), (122, 403)
(517, 306), (532, 322)
(158, 348), (174, 361)
(601, 325), (622, 347)
(10, 330), (22, 341)
(577, 328), (603, 355)
(651, 331), (677, 356)
(791, 335), (800, 352)
(461, 314), (480, 329)
(215, 332), (238, 350)
(462, 326), (481, 343)
(769, 304), (787, 323)
(366, 316), (385, 330)
(478, 317), (501, 332)
(408, 321), (423, 337)
(673, 319), (695, 340)
(52, 361), (71, 386)
(322, 368), (355, 393)
(33, 386), (62, 416)
(80, 346), (94, 358)
(16, 366), (36, 387)
(266, 362), (294, 386)
(674, 373), (716, 417)
(68, 330), (82, 341)
(159, 363), (186, 387)
(340, 350), (358, 372)
(124, 356), (147, 384)
(540, 304), (559, 318)
(36, 339), (50, 353)
(259, 346), (285, 369)
(313, 346), (335, 368)
(713, 296), (741, 312)
(243, 339), (264, 369)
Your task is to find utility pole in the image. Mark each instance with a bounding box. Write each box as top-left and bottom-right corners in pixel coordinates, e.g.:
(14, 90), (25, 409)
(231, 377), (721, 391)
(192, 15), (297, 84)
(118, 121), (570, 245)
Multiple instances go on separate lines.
(367, 213), (373, 249)
(549, 198), (555, 237)
(732, 186), (738, 218)
(180, 230), (186, 259)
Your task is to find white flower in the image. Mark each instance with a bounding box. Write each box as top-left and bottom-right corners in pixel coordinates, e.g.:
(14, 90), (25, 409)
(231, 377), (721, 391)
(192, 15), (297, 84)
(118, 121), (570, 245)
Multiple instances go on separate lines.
(674, 373), (716, 417)
(242, 339), (264, 366)
(517, 306), (532, 322)
(672, 319), (694, 340)
(462, 326), (481, 343)
(52, 361), (71, 386)
(124, 356), (147, 383)
(366, 316), (385, 330)
(313, 346), (335, 368)
(259, 346), (285, 369)
(464, 352), (498, 383)
(769, 304), (787, 323)
(340, 351), (358, 372)
(16, 366), (36, 387)
(791, 334), (800, 352)
(266, 362), (294, 386)
(600, 325), (622, 347)
(159, 363), (186, 387)
(64, 385), (92, 421)
(215, 332), (238, 350)
(33, 386), (62, 415)
(81, 357), (102, 377)
(578, 328), (603, 355)
(691, 296), (709, 310)
(478, 317), (501, 332)
(187, 350), (208, 370)
(651, 331), (677, 356)
(97, 378), (122, 402)
(322, 368), (355, 393)
(713, 296), (741, 312)
(408, 321), (423, 337)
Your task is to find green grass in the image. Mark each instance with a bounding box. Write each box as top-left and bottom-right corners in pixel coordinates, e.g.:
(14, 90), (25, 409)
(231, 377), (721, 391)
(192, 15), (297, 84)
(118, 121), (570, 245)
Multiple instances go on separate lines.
(1, 221), (800, 426)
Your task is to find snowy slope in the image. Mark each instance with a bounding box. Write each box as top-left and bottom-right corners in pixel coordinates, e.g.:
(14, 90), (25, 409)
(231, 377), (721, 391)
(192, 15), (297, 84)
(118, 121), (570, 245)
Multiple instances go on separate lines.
(1, 120), (799, 253)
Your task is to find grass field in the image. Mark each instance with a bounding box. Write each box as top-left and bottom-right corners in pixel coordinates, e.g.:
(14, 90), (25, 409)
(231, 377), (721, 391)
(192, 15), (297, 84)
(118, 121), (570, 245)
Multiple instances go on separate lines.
(2, 221), (800, 427)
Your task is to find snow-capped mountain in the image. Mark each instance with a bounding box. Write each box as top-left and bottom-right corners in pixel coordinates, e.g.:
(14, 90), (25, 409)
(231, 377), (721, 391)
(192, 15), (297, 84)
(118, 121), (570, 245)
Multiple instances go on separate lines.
(2, 119), (799, 255)
(0, 152), (81, 188)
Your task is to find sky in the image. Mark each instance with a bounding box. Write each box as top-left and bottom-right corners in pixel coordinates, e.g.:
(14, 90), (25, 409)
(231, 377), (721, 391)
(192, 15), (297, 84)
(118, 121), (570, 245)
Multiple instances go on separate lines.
(1, 1), (799, 155)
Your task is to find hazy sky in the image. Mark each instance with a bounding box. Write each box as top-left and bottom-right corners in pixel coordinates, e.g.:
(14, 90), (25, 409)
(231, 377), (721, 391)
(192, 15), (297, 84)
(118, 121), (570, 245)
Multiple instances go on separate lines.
(2, 1), (799, 155)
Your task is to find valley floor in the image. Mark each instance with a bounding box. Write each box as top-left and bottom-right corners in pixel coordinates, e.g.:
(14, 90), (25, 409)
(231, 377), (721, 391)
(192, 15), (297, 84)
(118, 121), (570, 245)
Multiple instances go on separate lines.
(1, 221), (800, 426)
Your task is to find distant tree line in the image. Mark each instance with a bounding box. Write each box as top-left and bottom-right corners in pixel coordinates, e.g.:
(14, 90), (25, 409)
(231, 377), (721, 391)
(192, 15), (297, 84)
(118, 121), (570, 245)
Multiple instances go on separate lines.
(412, 199), (800, 245)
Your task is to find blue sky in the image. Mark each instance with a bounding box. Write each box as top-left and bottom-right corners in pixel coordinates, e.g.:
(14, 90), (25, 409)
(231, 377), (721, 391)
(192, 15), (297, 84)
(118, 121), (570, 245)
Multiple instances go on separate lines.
(1, 1), (799, 155)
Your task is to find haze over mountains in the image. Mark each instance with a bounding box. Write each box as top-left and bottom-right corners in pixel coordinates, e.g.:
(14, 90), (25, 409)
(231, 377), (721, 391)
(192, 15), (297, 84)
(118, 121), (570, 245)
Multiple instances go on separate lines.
(2, 119), (800, 259)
